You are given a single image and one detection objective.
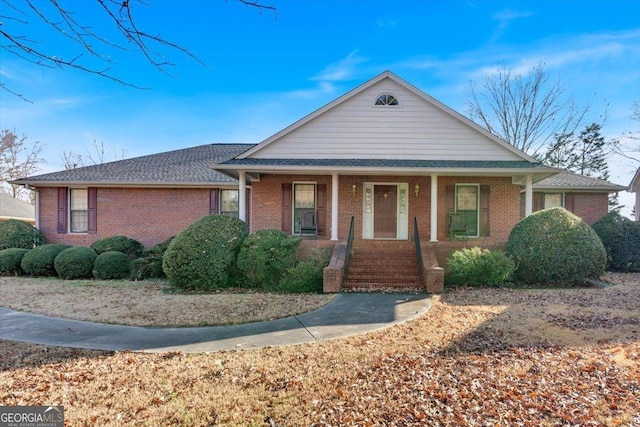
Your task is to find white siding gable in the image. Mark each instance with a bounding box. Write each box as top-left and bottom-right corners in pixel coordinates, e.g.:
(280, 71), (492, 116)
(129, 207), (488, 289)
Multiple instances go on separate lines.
(248, 77), (524, 161)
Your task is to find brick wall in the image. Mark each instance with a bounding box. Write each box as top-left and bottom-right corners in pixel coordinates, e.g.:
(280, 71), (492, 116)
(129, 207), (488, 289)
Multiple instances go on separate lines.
(571, 193), (609, 225)
(38, 187), (213, 248)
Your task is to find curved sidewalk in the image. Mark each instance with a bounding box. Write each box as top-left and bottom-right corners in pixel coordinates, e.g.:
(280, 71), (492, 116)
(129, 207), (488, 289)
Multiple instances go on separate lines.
(0, 293), (431, 353)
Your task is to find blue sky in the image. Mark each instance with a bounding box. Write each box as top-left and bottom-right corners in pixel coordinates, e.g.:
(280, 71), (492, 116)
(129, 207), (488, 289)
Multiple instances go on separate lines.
(1, 0), (639, 213)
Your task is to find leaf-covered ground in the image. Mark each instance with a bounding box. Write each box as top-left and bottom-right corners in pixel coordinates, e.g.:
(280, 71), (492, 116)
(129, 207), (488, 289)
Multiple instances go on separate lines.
(1, 273), (638, 426)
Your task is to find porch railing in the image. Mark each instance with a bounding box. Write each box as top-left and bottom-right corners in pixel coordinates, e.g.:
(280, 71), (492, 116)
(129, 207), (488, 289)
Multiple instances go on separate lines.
(343, 216), (356, 284)
(413, 216), (425, 283)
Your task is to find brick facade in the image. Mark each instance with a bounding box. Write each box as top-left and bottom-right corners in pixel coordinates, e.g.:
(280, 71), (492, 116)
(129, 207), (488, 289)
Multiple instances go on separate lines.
(570, 193), (609, 225)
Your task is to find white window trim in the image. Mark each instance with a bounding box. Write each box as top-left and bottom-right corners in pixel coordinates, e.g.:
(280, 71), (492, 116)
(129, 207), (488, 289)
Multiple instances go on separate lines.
(372, 92), (401, 107)
(543, 192), (564, 209)
(293, 182), (317, 235)
(455, 183), (480, 238)
(69, 187), (88, 234)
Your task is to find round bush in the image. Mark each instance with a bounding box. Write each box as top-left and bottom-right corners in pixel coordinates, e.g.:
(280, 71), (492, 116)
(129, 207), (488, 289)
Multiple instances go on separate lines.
(145, 236), (174, 258)
(236, 229), (301, 289)
(592, 212), (640, 272)
(0, 248), (29, 275)
(20, 244), (71, 276)
(0, 219), (45, 249)
(446, 247), (516, 287)
(505, 208), (606, 285)
(54, 247), (98, 280)
(163, 215), (249, 291)
(276, 249), (330, 293)
(130, 257), (165, 280)
(90, 235), (144, 259)
(93, 251), (131, 280)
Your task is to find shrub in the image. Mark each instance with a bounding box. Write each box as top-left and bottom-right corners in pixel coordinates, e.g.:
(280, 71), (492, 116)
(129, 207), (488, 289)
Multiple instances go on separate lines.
(130, 257), (165, 280)
(93, 251), (131, 280)
(505, 207), (606, 285)
(592, 212), (640, 272)
(446, 247), (515, 287)
(20, 244), (71, 276)
(0, 219), (45, 249)
(146, 236), (174, 258)
(276, 248), (330, 293)
(90, 235), (144, 259)
(0, 248), (30, 275)
(54, 247), (98, 280)
(163, 215), (249, 291)
(236, 229), (301, 289)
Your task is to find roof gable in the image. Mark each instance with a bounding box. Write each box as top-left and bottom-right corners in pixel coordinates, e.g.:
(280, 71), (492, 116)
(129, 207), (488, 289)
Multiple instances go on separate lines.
(239, 71), (535, 163)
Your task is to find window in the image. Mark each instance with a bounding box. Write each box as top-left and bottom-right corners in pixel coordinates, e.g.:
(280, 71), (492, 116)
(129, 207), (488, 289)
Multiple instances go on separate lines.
(374, 93), (399, 106)
(293, 183), (315, 234)
(456, 184), (479, 237)
(70, 188), (88, 233)
(544, 193), (563, 209)
(220, 189), (239, 216)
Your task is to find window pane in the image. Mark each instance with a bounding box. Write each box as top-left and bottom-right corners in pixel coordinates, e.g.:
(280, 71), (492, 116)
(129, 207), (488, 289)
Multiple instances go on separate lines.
(70, 189), (88, 210)
(544, 193), (563, 209)
(457, 186), (478, 211)
(220, 190), (239, 216)
(294, 184), (315, 209)
(70, 189), (88, 233)
(71, 211), (88, 232)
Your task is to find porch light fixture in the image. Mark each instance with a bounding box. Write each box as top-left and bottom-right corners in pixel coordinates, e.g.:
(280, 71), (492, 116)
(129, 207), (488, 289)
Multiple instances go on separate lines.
(352, 184), (357, 195)
(414, 183), (420, 197)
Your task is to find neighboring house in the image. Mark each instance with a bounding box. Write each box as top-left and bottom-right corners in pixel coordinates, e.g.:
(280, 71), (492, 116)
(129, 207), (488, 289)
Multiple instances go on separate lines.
(13, 71), (625, 291)
(630, 167), (640, 222)
(521, 171), (627, 225)
(0, 192), (35, 224)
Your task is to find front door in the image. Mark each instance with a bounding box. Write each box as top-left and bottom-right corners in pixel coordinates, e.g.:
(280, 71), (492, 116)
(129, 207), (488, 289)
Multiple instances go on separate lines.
(374, 185), (397, 238)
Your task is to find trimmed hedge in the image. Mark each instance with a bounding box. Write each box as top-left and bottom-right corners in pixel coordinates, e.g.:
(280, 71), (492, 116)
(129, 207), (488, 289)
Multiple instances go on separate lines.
(236, 229), (301, 289)
(90, 235), (144, 259)
(130, 257), (165, 280)
(505, 208), (606, 285)
(0, 219), (45, 250)
(0, 248), (30, 275)
(592, 212), (640, 272)
(54, 247), (98, 280)
(20, 244), (71, 276)
(163, 215), (249, 291)
(93, 251), (131, 280)
(446, 247), (515, 287)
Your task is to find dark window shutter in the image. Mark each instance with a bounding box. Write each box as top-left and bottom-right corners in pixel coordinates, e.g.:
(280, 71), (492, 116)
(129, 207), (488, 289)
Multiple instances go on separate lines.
(282, 184), (292, 234)
(316, 184), (326, 236)
(87, 187), (97, 234)
(209, 189), (219, 215)
(57, 188), (68, 234)
(564, 193), (575, 212)
(445, 185), (455, 212)
(479, 185), (490, 237)
(533, 193), (544, 212)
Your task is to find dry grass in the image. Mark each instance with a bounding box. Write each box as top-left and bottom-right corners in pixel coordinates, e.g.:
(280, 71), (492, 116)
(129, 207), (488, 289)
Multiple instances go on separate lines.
(0, 273), (639, 426)
(0, 277), (336, 327)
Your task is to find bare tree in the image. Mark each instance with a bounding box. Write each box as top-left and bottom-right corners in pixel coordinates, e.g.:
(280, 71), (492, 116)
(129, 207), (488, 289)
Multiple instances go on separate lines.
(610, 101), (640, 164)
(0, 129), (44, 200)
(61, 139), (127, 169)
(1, 0), (277, 101)
(467, 64), (589, 157)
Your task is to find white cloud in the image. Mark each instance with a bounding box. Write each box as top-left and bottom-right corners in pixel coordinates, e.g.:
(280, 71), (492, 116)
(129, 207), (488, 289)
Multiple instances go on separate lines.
(312, 51), (369, 82)
(491, 8), (535, 43)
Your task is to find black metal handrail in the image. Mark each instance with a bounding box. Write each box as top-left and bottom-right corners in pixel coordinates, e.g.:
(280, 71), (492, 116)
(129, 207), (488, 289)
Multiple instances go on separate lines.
(413, 217), (425, 282)
(343, 216), (356, 283)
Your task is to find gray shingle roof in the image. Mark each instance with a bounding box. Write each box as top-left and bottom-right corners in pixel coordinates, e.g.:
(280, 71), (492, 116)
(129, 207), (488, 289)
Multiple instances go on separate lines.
(14, 144), (254, 186)
(220, 158), (546, 169)
(533, 171), (627, 191)
(0, 193), (35, 219)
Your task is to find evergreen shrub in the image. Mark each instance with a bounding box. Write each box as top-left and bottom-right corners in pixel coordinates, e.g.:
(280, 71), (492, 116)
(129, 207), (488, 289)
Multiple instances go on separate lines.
(446, 247), (515, 287)
(90, 235), (144, 259)
(54, 247), (98, 279)
(93, 250), (131, 280)
(505, 208), (606, 285)
(592, 212), (640, 272)
(130, 257), (165, 280)
(0, 219), (45, 249)
(0, 248), (30, 275)
(163, 215), (249, 291)
(20, 244), (71, 276)
(276, 248), (330, 293)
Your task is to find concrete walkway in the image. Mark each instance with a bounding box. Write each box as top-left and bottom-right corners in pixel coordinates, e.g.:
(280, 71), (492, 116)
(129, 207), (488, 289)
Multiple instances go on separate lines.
(0, 293), (431, 353)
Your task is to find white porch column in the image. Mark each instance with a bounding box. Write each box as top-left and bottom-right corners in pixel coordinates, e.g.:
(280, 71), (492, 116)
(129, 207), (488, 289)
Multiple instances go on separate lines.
(430, 174), (438, 242)
(238, 171), (247, 222)
(34, 189), (40, 229)
(525, 174), (533, 217)
(331, 172), (339, 241)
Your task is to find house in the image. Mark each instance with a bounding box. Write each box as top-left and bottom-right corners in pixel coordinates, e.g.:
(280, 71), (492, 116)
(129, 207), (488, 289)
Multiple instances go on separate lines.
(630, 167), (640, 222)
(522, 171), (626, 224)
(13, 71), (624, 292)
(0, 193), (35, 224)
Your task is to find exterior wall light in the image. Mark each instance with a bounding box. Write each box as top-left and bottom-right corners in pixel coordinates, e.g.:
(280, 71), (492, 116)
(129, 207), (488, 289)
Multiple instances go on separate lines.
(414, 183), (420, 197)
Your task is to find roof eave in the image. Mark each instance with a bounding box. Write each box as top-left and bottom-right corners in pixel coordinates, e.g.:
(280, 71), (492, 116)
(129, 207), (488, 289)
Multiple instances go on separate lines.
(11, 180), (240, 188)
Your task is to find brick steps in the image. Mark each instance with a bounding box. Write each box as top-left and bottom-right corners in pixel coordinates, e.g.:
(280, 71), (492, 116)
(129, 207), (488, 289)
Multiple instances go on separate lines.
(344, 242), (423, 290)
